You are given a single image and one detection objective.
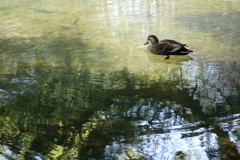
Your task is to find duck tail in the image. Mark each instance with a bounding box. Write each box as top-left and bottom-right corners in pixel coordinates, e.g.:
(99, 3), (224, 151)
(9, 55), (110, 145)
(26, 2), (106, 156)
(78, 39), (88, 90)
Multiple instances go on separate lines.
(178, 48), (193, 55)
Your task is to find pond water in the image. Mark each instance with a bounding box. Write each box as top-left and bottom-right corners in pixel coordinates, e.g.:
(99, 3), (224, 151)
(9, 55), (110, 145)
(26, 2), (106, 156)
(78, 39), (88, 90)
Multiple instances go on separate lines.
(0, 0), (240, 159)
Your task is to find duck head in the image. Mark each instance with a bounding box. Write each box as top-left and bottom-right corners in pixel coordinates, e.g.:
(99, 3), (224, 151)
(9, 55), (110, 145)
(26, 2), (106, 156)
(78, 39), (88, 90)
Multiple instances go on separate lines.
(144, 35), (159, 45)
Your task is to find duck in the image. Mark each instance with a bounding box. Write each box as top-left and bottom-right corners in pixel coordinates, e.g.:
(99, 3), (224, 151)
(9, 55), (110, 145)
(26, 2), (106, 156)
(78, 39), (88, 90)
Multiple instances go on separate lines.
(144, 35), (193, 59)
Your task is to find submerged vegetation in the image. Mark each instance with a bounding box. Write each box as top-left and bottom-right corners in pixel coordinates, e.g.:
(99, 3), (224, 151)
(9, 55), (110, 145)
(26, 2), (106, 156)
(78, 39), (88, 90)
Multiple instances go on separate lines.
(1, 63), (240, 159)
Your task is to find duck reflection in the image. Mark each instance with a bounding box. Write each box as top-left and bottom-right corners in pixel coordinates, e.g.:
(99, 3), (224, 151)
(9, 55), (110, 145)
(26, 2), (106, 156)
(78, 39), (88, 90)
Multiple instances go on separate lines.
(145, 50), (193, 64)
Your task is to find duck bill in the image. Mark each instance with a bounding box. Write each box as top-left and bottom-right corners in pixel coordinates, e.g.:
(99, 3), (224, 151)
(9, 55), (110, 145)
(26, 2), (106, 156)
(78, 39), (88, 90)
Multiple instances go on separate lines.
(144, 41), (149, 45)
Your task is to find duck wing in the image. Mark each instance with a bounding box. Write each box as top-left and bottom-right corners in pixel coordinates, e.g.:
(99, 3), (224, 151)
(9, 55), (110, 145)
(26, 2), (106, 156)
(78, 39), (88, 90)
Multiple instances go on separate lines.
(161, 39), (187, 47)
(155, 39), (188, 54)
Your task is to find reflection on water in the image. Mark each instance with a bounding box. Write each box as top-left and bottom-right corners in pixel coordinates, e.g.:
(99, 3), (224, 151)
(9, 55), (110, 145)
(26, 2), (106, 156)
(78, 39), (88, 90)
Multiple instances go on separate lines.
(0, 0), (240, 159)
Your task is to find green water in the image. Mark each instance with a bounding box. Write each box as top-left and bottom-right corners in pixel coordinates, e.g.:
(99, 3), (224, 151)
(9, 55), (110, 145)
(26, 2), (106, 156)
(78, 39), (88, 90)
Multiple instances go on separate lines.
(0, 0), (240, 159)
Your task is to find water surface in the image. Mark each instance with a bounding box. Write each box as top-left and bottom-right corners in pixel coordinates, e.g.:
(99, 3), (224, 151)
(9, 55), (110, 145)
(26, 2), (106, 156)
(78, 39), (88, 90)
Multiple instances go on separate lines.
(0, 0), (240, 159)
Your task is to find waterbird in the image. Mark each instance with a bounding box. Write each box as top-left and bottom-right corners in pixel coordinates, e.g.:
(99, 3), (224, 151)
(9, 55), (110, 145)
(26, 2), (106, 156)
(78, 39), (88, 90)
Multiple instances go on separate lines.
(144, 35), (193, 60)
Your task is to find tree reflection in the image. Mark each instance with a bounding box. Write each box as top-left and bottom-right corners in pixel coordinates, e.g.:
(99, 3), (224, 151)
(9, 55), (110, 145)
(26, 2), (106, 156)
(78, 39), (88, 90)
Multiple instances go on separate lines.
(1, 63), (239, 159)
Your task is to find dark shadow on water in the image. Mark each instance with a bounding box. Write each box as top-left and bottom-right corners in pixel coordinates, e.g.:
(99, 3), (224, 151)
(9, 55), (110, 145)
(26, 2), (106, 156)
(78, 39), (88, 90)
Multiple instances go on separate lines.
(0, 61), (240, 159)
